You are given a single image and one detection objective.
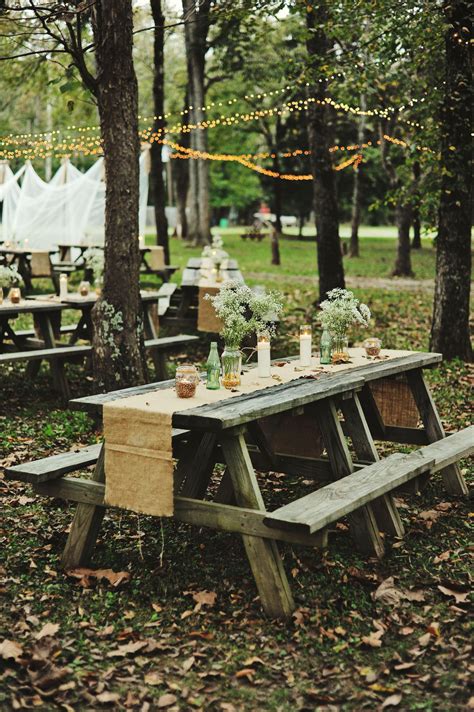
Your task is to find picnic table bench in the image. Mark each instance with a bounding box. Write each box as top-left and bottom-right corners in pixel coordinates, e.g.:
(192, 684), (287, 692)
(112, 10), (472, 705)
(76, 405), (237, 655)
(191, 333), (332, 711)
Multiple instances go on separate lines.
(5, 351), (471, 619)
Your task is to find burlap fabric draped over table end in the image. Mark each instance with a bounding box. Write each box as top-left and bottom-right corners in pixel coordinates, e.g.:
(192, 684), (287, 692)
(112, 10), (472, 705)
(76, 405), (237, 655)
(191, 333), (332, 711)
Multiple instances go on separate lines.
(102, 349), (414, 518)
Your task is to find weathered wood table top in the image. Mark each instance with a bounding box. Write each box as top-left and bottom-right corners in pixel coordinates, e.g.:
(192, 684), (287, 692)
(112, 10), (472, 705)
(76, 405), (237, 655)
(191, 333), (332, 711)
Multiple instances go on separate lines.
(0, 299), (65, 317)
(71, 351), (442, 422)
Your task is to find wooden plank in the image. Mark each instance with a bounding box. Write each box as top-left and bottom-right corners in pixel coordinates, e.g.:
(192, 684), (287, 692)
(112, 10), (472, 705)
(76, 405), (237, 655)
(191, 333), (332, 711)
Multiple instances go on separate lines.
(34, 476), (327, 549)
(60, 445), (106, 569)
(220, 431), (295, 619)
(0, 344), (91, 363)
(174, 377), (365, 432)
(264, 452), (435, 534)
(178, 432), (217, 498)
(313, 399), (385, 558)
(406, 369), (468, 496)
(341, 395), (404, 538)
(5, 443), (102, 484)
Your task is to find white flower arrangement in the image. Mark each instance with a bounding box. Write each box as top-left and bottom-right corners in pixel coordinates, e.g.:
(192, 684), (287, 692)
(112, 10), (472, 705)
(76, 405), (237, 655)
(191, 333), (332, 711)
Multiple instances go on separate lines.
(83, 248), (104, 284)
(0, 264), (23, 288)
(206, 281), (283, 347)
(202, 234), (228, 265)
(319, 288), (371, 336)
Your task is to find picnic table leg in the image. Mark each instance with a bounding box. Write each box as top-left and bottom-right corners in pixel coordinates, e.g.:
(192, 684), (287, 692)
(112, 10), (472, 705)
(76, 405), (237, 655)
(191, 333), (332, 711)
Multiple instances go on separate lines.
(406, 369), (468, 496)
(176, 432), (217, 498)
(34, 313), (70, 401)
(61, 445), (106, 569)
(314, 398), (385, 558)
(220, 430), (295, 620)
(340, 394), (404, 538)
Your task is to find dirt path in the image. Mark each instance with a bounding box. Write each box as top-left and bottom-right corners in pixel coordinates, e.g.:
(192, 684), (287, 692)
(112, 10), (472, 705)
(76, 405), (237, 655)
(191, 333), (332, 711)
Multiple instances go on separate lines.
(246, 272), (437, 292)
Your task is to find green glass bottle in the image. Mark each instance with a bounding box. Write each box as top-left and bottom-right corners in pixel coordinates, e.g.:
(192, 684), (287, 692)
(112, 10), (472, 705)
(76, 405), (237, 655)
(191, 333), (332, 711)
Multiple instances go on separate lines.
(319, 329), (332, 365)
(206, 342), (221, 389)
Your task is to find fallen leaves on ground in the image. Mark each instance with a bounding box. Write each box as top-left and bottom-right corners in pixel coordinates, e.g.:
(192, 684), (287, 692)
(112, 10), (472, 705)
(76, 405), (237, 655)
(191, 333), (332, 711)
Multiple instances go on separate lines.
(65, 567), (130, 587)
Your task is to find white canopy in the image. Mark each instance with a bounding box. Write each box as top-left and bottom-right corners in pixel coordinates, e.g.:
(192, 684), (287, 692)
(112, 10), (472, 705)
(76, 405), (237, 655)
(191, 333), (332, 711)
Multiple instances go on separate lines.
(0, 151), (149, 250)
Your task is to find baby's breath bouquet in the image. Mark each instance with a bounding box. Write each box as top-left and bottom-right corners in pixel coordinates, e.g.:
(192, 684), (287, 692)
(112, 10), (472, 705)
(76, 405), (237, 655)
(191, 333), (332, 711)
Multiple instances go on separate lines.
(207, 281), (283, 348)
(319, 288), (371, 336)
(207, 281), (283, 388)
(0, 264), (23, 289)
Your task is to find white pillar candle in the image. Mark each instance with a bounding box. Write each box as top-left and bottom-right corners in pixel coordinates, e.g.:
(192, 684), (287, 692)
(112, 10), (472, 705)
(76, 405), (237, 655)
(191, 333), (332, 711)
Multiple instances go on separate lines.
(257, 335), (271, 378)
(24, 238), (29, 249)
(59, 273), (68, 300)
(299, 325), (312, 367)
(138, 235), (145, 248)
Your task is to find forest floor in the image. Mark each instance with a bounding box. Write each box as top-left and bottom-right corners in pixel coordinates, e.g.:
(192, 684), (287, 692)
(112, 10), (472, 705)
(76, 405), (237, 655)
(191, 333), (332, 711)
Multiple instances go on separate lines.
(1, 234), (473, 711)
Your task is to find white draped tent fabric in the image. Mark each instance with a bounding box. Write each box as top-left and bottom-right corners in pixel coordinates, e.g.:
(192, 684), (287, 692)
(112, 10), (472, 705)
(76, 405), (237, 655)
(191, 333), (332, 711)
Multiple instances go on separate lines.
(0, 151), (149, 250)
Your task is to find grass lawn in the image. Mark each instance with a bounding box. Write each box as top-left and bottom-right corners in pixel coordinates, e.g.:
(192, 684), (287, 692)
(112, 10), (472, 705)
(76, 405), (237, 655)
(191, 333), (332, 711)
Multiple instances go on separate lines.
(147, 227), (439, 283)
(1, 230), (472, 711)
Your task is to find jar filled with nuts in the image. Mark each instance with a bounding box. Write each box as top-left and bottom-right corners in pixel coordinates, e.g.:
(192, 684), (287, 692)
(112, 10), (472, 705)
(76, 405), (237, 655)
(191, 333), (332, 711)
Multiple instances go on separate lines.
(175, 364), (200, 398)
(363, 337), (382, 357)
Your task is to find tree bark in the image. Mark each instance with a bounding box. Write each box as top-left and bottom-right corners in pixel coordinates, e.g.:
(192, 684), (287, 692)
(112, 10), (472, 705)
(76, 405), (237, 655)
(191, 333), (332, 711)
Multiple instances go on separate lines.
(392, 202), (413, 276)
(430, 0), (472, 361)
(90, 0), (147, 391)
(174, 95), (190, 239)
(182, 0), (211, 245)
(271, 153), (282, 265)
(305, 2), (345, 301)
(150, 0), (169, 263)
(411, 160), (422, 249)
(349, 95), (366, 258)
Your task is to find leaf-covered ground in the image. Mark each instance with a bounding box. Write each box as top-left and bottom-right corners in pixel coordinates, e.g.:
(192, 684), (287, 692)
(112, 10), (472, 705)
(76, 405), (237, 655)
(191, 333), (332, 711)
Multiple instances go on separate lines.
(1, 238), (473, 711)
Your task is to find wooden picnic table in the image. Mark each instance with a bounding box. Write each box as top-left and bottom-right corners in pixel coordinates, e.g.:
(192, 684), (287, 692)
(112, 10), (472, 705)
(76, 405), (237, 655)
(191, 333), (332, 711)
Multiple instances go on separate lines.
(181, 257), (243, 287)
(0, 246), (60, 290)
(47, 349), (467, 619)
(0, 297), (71, 395)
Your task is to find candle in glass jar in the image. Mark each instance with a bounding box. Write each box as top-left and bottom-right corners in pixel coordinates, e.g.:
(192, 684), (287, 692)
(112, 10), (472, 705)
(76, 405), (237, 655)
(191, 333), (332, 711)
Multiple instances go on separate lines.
(299, 325), (312, 366)
(59, 273), (68, 300)
(24, 238), (29, 249)
(257, 334), (271, 378)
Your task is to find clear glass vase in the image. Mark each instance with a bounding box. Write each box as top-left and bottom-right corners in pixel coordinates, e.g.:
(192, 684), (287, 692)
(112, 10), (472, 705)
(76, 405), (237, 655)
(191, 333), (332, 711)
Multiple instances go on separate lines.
(330, 333), (350, 364)
(221, 345), (242, 389)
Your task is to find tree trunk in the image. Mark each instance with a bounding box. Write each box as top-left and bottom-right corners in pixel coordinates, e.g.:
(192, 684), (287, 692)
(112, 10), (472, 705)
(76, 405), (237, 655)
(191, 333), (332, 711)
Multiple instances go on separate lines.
(411, 160), (422, 249)
(174, 96), (190, 239)
(392, 203), (414, 276)
(271, 153), (282, 265)
(349, 95), (366, 258)
(305, 2), (345, 301)
(90, 0), (147, 391)
(150, 0), (169, 263)
(430, 0), (472, 361)
(182, 0), (211, 245)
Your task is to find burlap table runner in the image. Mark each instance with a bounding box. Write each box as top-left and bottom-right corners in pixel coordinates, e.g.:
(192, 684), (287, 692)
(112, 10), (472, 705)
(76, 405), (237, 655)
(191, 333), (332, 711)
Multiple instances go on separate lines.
(146, 246), (165, 271)
(30, 251), (51, 277)
(197, 272), (232, 333)
(103, 348), (411, 517)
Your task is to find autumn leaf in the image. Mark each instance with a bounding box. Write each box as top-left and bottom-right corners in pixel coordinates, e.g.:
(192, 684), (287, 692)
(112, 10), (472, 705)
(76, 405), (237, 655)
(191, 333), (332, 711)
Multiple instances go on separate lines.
(35, 622), (59, 640)
(382, 693), (402, 708)
(235, 668), (255, 682)
(107, 640), (148, 658)
(192, 590), (217, 611)
(0, 639), (23, 661)
(96, 691), (121, 704)
(362, 629), (385, 648)
(157, 693), (178, 707)
(66, 567), (130, 588)
(437, 585), (470, 604)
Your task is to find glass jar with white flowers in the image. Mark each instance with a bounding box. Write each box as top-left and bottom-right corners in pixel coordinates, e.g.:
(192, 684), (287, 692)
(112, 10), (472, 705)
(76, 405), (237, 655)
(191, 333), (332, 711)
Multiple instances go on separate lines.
(202, 234), (228, 282)
(0, 265), (24, 305)
(206, 282), (283, 389)
(83, 248), (104, 295)
(319, 288), (371, 364)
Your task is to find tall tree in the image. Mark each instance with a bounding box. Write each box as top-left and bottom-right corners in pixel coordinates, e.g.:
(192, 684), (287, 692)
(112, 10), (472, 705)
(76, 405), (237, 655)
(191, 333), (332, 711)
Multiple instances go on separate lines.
(150, 0), (169, 262)
(349, 94), (366, 258)
(90, 0), (147, 389)
(305, 2), (345, 301)
(182, 0), (211, 245)
(430, 0), (472, 361)
(2, 1), (148, 389)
